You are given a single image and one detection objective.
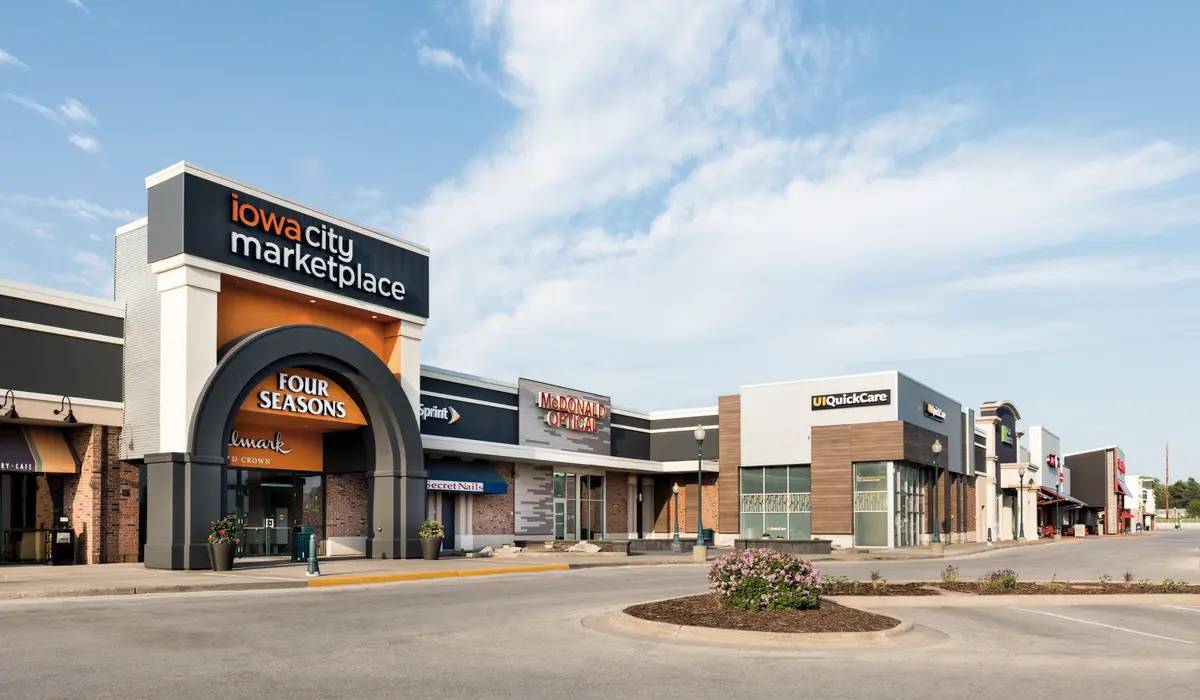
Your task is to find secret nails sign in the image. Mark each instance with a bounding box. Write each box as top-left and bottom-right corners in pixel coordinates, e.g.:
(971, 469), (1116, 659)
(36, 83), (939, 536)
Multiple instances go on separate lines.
(148, 170), (430, 317)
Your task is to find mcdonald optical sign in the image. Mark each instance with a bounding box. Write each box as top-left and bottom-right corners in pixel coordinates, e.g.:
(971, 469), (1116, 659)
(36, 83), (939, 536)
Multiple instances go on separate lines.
(811, 390), (892, 411)
(537, 391), (608, 433)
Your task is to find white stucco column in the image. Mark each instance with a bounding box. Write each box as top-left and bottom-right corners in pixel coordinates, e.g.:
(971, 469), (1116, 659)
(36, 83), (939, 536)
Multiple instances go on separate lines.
(397, 320), (423, 422)
(156, 263), (220, 453)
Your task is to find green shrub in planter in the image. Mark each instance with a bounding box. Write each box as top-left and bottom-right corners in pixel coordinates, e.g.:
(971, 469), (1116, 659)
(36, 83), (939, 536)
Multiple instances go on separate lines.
(707, 548), (822, 611)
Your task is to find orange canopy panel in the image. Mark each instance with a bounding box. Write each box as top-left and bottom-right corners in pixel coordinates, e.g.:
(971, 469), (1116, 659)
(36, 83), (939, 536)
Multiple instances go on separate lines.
(0, 424), (80, 474)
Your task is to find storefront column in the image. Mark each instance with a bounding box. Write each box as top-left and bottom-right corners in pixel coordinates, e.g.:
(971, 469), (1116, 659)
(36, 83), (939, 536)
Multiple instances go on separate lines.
(143, 452), (224, 570)
(154, 262), (220, 453)
(369, 467), (427, 558)
(384, 320), (423, 423)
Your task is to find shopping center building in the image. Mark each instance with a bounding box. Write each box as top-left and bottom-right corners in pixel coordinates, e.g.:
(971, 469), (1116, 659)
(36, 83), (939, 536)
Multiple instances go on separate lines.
(0, 162), (1131, 569)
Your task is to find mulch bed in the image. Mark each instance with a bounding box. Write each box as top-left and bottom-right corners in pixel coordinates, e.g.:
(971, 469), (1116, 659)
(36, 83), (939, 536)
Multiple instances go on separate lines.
(934, 581), (1199, 595)
(624, 594), (900, 633)
(821, 582), (941, 596)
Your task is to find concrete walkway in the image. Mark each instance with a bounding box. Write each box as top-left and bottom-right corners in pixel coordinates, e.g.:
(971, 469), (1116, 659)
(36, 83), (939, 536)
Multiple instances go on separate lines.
(0, 535), (1094, 600)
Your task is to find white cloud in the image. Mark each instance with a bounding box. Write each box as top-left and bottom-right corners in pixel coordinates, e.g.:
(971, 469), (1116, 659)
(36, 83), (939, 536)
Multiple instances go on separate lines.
(0, 194), (139, 221)
(0, 49), (29, 70)
(59, 98), (97, 124)
(55, 249), (112, 297)
(385, 1), (1200, 408)
(417, 44), (467, 73)
(354, 186), (383, 201)
(3, 93), (59, 121)
(68, 134), (100, 152)
(949, 255), (1200, 293)
(65, 0), (89, 12)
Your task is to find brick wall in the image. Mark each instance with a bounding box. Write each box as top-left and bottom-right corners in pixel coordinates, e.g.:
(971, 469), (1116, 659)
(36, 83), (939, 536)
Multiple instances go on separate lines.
(104, 461), (141, 563)
(326, 473), (368, 538)
(472, 462), (514, 536)
(62, 425), (122, 564)
(965, 476), (977, 534)
(35, 475), (54, 528)
(605, 472), (630, 537)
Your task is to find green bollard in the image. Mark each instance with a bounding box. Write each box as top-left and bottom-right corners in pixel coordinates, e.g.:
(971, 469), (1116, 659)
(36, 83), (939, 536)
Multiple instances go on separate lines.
(306, 534), (321, 577)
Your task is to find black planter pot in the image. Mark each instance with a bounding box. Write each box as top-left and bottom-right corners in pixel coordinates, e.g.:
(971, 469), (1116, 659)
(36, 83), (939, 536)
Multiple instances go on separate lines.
(420, 536), (441, 561)
(209, 541), (235, 571)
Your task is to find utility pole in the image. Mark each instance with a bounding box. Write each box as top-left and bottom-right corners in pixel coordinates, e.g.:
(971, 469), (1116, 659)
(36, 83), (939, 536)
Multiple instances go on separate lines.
(1165, 440), (1170, 523)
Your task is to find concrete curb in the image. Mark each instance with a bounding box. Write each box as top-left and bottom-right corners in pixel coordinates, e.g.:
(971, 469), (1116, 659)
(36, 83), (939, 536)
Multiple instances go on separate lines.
(582, 609), (912, 648)
(827, 593), (1200, 608)
(0, 581), (305, 601)
(0, 564), (573, 600)
(305, 563), (570, 588)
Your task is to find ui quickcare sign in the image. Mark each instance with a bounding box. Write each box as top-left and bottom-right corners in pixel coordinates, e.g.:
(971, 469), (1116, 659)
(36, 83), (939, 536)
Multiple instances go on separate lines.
(811, 389), (892, 411)
(148, 171), (430, 317)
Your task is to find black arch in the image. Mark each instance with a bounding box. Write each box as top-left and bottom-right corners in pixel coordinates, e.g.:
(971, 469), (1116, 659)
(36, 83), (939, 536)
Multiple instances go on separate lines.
(143, 324), (426, 570)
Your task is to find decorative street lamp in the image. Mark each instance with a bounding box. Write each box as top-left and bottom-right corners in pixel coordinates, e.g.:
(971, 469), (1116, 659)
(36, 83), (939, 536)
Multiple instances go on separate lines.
(931, 439), (943, 545)
(694, 425), (707, 548)
(671, 483), (681, 552)
(1017, 465), (1026, 540)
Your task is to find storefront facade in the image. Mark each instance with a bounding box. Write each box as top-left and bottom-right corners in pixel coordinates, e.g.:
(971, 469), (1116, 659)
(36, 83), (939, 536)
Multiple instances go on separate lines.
(1065, 446), (1129, 535)
(723, 371), (976, 549)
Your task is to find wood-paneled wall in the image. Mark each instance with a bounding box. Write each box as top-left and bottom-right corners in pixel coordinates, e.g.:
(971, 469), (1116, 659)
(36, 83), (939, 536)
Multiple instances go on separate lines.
(717, 394), (741, 535)
(810, 421), (906, 534)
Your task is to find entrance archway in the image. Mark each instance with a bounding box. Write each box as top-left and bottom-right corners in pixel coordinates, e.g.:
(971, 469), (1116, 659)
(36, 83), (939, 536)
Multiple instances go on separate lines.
(143, 325), (425, 570)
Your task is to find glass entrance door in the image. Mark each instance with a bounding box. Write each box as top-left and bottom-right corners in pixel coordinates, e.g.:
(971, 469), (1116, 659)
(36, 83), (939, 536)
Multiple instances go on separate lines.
(228, 471), (300, 557)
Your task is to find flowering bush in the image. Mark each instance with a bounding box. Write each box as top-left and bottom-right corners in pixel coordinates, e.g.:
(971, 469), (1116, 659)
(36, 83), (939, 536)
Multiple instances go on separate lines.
(208, 515), (240, 545)
(707, 548), (822, 611)
(419, 519), (444, 539)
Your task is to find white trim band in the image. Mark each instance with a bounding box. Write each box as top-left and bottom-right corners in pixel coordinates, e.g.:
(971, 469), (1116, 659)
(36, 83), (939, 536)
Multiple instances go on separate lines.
(419, 390), (517, 412)
(0, 317), (124, 345)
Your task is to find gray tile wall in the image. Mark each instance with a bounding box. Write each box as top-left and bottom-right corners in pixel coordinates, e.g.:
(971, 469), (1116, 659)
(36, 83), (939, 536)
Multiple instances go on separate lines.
(115, 225), (160, 461)
(517, 378), (611, 455)
(513, 463), (553, 537)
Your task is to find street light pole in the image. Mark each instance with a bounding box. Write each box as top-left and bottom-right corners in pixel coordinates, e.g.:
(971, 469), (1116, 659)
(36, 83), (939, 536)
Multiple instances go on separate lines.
(1018, 465), (1026, 540)
(671, 483), (681, 552)
(931, 440), (943, 548)
(694, 426), (707, 548)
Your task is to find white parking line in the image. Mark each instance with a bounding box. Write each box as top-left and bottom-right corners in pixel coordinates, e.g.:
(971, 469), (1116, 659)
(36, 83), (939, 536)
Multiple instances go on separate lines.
(1164, 605), (1200, 614)
(1011, 607), (1195, 645)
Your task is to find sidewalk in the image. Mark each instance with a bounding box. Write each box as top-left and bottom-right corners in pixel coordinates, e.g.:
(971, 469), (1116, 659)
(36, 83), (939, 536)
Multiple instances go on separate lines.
(0, 537), (1069, 600)
(0, 553), (697, 600)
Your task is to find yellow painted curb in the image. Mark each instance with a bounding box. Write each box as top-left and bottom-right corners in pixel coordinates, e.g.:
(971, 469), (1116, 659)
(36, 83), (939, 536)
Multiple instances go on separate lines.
(306, 564), (570, 588)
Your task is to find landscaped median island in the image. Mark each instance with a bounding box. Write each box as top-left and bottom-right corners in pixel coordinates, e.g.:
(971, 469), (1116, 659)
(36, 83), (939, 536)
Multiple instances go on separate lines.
(820, 566), (1200, 596)
(621, 548), (903, 635)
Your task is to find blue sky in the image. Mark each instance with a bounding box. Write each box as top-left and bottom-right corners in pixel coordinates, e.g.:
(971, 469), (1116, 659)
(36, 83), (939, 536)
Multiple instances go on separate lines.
(2, 1), (1198, 481)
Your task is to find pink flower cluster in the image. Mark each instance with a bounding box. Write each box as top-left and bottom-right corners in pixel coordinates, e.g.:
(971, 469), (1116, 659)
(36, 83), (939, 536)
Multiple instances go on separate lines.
(707, 547), (822, 611)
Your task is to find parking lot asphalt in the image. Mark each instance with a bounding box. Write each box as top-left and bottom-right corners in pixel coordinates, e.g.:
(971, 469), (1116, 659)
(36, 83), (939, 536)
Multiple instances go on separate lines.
(819, 529), (1200, 582)
(2, 565), (1198, 700)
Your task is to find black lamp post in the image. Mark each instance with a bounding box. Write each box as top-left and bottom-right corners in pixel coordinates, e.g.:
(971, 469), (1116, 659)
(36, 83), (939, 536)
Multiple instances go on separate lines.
(931, 439), (943, 544)
(671, 483), (681, 552)
(1017, 465), (1026, 540)
(694, 425), (706, 547)
(54, 396), (77, 423)
(1, 389), (18, 420)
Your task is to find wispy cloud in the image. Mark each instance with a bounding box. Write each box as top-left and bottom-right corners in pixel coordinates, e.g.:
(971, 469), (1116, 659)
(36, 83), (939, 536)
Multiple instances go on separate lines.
(59, 98), (97, 124)
(299, 157), (323, 175)
(65, 0), (89, 12)
(0, 49), (29, 70)
(0, 194), (138, 221)
(54, 249), (112, 297)
(3, 93), (58, 121)
(414, 35), (497, 90)
(949, 256), (1200, 293)
(385, 0), (1200, 408)
(68, 134), (100, 152)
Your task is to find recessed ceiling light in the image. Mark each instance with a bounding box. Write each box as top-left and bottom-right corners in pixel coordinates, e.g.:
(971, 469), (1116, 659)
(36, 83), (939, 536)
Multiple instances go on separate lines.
(371, 315), (378, 319)
(309, 299), (316, 304)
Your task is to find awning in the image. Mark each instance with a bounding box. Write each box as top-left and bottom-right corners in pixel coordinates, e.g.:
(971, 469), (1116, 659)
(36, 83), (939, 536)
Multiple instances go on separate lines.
(1121, 510), (1134, 520)
(1116, 479), (1131, 497)
(0, 423), (79, 474)
(1037, 486), (1085, 507)
(426, 459), (507, 494)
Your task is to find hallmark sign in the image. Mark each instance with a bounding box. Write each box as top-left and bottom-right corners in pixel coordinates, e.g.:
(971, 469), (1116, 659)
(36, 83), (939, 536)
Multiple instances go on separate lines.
(517, 378), (611, 455)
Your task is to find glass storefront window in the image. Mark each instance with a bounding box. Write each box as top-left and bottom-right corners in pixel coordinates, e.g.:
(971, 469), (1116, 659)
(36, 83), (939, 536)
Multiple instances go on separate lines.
(741, 468), (763, 494)
(788, 465), (811, 494)
(788, 512), (812, 540)
(739, 465), (811, 540)
(853, 461), (890, 548)
(763, 466), (788, 494)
